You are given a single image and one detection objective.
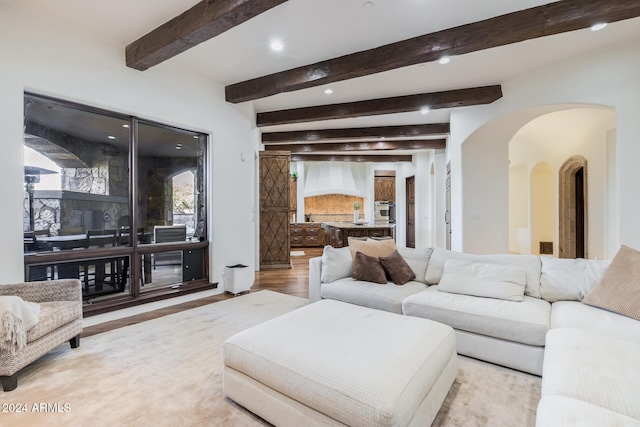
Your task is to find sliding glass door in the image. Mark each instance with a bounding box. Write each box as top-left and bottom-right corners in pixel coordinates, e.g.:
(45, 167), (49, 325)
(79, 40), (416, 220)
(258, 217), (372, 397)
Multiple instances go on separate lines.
(23, 93), (209, 308)
(136, 120), (206, 293)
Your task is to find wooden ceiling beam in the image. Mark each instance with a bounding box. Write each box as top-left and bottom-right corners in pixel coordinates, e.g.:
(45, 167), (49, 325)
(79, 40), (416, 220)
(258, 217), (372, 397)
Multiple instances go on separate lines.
(261, 123), (449, 143)
(126, 0), (288, 71)
(257, 86), (501, 127)
(265, 139), (446, 153)
(226, 0), (640, 103)
(290, 154), (413, 163)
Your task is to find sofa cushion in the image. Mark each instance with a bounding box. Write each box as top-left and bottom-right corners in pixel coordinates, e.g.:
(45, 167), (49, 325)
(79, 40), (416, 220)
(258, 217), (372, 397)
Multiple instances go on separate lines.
(551, 301), (640, 344)
(26, 300), (82, 342)
(379, 250), (416, 285)
(322, 278), (427, 314)
(396, 246), (432, 284)
(437, 259), (526, 302)
(582, 245), (640, 320)
(348, 238), (396, 259)
(320, 245), (352, 283)
(536, 395), (640, 427)
(425, 248), (542, 298)
(351, 251), (387, 284)
(540, 256), (610, 302)
(543, 328), (640, 421)
(402, 286), (550, 346)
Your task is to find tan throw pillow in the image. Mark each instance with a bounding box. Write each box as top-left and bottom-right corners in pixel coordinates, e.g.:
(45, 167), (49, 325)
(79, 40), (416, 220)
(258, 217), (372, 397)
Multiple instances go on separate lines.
(351, 251), (387, 284)
(379, 250), (416, 285)
(348, 238), (397, 260)
(582, 245), (640, 320)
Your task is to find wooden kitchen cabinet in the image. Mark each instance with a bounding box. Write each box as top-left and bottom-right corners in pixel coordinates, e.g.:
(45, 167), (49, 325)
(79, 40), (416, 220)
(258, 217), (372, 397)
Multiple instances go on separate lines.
(374, 175), (396, 202)
(290, 223), (325, 247)
(321, 223), (395, 248)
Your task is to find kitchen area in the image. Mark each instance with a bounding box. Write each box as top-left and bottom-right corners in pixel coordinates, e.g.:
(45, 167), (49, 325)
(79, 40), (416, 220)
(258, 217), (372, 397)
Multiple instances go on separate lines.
(289, 163), (398, 249)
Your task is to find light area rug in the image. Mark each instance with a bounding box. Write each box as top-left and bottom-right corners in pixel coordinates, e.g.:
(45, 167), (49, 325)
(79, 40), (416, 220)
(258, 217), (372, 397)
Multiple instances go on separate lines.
(0, 291), (541, 426)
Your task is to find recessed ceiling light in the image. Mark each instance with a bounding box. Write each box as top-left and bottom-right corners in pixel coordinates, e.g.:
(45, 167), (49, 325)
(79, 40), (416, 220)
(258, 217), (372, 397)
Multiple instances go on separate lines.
(590, 22), (607, 31)
(324, 88), (333, 95)
(270, 40), (284, 51)
(122, 124), (129, 128)
(176, 144), (183, 150)
(362, 2), (374, 10)
(107, 135), (116, 140)
(438, 57), (450, 65)
(420, 107), (430, 115)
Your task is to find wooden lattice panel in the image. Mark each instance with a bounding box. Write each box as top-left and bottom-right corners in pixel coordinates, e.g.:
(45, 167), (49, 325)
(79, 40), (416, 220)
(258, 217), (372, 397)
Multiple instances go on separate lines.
(259, 151), (291, 269)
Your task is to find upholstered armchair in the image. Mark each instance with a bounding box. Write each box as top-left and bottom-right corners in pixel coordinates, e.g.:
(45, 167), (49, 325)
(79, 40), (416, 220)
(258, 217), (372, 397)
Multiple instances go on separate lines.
(0, 279), (83, 391)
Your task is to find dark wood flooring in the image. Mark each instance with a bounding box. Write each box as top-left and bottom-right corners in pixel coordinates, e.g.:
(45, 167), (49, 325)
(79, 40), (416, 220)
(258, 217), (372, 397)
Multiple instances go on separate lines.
(82, 247), (322, 338)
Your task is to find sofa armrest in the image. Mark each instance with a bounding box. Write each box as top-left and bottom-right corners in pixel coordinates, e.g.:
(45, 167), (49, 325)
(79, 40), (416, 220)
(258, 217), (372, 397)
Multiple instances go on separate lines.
(0, 279), (82, 303)
(309, 257), (323, 303)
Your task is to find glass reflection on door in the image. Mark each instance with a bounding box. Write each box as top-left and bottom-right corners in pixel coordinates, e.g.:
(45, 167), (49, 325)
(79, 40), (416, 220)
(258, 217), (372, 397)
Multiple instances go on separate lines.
(137, 120), (206, 291)
(23, 94), (130, 251)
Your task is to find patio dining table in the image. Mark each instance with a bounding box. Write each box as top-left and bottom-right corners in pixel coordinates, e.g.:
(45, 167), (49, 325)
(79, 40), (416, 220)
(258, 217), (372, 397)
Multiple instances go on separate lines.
(37, 234), (86, 250)
(38, 233), (116, 250)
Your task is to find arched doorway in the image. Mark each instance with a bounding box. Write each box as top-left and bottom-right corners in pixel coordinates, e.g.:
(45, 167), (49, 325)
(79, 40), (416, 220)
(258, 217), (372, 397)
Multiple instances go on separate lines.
(462, 104), (614, 256)
(559, 156), (588, 258)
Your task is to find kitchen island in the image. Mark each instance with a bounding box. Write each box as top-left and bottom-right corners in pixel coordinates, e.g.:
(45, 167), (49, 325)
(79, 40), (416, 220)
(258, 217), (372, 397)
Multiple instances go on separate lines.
(321, 222), (395, 248)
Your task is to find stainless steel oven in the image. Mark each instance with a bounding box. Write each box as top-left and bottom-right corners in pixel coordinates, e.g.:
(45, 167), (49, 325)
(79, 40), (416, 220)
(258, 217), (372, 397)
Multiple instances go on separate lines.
(375, 201), (393, 223)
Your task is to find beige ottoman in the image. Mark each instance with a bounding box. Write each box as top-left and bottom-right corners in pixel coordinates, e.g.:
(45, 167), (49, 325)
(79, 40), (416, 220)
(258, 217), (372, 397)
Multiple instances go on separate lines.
(223, 299), (457, 427)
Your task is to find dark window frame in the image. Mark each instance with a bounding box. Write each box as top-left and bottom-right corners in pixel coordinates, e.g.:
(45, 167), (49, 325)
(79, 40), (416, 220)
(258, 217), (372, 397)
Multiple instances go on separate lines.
(23, 92), (211, 311)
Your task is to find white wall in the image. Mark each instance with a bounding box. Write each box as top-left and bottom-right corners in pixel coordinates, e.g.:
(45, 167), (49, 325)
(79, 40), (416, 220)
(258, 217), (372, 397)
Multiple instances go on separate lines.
(509, 162), (529, 253)
(433, 150), (448, 249)
(605, 129), (617, 259)
(460, 123), (511, 254)
(412, 152), (433, 248)
(0, 2), (257, 286)
(529, 162), (554, 256)
(448, 37), (640, 258)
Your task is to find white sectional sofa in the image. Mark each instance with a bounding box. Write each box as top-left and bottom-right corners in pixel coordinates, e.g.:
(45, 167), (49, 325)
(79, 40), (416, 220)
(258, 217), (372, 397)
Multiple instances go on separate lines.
(308, 242), (640, 425)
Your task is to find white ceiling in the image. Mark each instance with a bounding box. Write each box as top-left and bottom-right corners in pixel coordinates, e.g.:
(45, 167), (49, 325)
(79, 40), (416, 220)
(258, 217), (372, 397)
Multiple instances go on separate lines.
(9, 0), (640, 138)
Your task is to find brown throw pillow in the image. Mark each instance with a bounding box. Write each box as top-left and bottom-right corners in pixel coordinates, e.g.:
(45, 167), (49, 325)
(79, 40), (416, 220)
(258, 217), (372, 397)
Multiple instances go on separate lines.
(379, 250), (416, 285)
(348, 238), (397, 260)
(582, 245), (640, 320)
(351, 251), (387, 284)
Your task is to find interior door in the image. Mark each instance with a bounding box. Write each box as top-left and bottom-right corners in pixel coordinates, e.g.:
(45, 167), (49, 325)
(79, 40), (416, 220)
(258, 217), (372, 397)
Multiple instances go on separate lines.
(575, 167), (585, 258)
(406, 176), (415, 248)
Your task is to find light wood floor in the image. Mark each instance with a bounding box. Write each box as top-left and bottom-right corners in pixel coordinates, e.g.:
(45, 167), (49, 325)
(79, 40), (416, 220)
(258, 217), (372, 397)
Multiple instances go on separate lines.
(82, 247), (323, 337)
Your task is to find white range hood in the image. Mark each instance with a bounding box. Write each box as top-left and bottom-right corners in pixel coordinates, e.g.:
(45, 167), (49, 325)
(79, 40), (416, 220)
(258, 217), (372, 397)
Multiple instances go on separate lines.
(302, 162), (367, 198)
